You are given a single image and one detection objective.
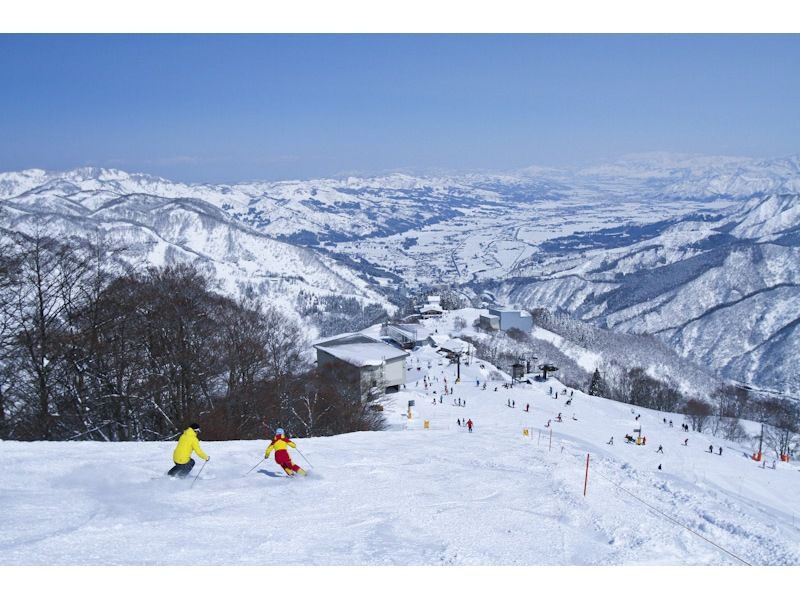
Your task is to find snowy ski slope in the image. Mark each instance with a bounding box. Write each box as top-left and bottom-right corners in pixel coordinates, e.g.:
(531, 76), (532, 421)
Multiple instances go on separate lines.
(1, 328), (798, 565)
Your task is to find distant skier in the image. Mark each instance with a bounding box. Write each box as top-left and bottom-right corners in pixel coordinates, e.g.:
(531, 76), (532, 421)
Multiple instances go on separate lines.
(684, 438), (688, 446)
(467, 419), (473, 433)
(556, 412), (562, 422)
(718, 446), (723, 456)
(265, 428), (306, 476)
(512, 400), (515, 408)
(168, 423), (209, 478)
(457, 418), (461, 427)
(708, 444), (714, 453)
(669, 420), (673, 427)
(657, 445), (663, 453)
(525, 403), (530, 412)
(658, 464), (662, 471)
(607, 436), (614, 445)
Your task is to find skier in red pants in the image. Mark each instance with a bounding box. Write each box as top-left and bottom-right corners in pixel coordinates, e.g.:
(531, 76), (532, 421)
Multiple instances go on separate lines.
(265, 428), (306, 476)
(467, 419), (473, 433)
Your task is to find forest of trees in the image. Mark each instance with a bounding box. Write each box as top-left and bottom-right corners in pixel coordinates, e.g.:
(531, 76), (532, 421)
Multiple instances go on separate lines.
(0, 232), (385, 441)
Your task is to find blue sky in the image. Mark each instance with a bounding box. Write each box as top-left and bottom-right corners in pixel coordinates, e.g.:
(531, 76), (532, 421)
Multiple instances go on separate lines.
(0, 34), (798, 182)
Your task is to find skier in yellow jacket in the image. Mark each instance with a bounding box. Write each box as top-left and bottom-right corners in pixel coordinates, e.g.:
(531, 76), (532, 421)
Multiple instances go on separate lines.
(168, 423), (209, 478)
(265, 428), (306, 476)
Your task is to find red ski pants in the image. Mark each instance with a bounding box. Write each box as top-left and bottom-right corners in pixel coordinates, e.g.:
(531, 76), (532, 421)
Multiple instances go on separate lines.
(274, 449), (300, 473)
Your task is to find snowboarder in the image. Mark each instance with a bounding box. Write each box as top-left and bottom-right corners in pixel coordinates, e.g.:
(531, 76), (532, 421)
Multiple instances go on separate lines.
(467, 419), (473, 433)
(168, 423), (209, 478)
(265, 428), (306, 476)
(718, 446), (722, 456)
(657, 445), (663, 453)
(607, 436), (614, 445)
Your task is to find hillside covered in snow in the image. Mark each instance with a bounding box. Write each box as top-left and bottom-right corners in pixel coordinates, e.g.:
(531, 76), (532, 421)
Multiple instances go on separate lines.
(1, 153), (798, 395)
(1, 315), (797, 565)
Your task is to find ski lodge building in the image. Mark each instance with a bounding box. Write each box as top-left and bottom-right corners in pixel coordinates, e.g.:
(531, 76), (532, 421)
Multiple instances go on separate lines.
(314, 333), (408, 401)
(417, 295), (444, 319)
(383, 323), (430, 349)
(479, 306), (533, 333)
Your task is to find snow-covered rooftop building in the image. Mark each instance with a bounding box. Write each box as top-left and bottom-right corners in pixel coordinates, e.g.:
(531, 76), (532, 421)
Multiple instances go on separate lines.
(384, 323), (430, 349)
(314, 333), (408, 400)
(417, 295), (444, 319)
(480, 307), (532, 333)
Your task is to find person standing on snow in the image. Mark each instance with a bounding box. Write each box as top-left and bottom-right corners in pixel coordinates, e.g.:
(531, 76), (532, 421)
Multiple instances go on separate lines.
(467, 419), (473, 433)
(168, 423), (209, 478)
(265, 428), (306, 476)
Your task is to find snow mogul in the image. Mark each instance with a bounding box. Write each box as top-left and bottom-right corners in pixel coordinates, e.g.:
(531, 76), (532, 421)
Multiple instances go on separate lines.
(168, 423), (210, 478)
(265, 428), (307, 476)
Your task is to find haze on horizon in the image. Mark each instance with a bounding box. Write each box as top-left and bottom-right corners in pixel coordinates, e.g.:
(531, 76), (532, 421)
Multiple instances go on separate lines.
(1, 34), (799, 184)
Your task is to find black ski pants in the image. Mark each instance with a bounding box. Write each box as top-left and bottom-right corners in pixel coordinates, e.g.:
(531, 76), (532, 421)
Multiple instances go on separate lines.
(168, 458), (196, 478)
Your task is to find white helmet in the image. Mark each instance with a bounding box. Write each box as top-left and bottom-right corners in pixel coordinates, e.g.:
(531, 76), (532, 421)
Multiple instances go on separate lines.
(275, 428), (285, 436)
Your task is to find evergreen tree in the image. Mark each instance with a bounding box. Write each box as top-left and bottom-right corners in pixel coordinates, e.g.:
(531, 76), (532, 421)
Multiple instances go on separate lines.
(589, 368), (607, 397)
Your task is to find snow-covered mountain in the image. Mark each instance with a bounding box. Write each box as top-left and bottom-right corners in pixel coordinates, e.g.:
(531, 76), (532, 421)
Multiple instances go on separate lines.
(0, 154), (797, 392)
(0, 169), (392, 328)
(495, 193), (800, 398)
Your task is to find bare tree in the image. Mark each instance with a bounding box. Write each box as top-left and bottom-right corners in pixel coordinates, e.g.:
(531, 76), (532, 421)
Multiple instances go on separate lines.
(685, 399), (713, 432)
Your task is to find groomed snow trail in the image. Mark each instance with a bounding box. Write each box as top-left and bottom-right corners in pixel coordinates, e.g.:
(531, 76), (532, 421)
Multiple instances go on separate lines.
(1, 342), (799, 565)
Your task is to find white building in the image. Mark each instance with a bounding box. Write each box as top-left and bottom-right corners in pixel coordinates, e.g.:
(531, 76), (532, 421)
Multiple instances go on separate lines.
(314, 333), (407, 400)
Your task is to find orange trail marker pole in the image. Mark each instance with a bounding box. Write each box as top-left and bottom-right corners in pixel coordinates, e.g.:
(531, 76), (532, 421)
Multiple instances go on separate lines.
(584, 453), (590, 497)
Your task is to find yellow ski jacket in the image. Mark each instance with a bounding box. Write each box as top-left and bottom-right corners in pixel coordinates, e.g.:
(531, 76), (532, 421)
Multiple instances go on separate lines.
(265, 434), (296, 458)
(173, 427), (209, 464)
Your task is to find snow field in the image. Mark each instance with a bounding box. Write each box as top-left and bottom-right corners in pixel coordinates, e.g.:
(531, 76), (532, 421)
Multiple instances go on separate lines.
(2, 339), (798, 565)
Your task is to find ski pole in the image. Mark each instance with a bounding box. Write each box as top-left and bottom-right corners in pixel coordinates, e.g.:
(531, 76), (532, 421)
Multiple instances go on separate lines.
(244, 458), (266, 476)
(294, 447), (313, 469)
(190, 459), (208, 489)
